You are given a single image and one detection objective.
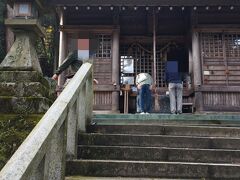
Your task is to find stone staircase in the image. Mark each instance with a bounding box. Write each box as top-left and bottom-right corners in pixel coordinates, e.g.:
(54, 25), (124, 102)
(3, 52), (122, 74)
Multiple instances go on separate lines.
(65, 114), (240, 179)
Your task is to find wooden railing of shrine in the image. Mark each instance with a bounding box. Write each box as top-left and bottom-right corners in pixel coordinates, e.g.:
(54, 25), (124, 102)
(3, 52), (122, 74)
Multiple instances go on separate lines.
(0, 63), (93, 180)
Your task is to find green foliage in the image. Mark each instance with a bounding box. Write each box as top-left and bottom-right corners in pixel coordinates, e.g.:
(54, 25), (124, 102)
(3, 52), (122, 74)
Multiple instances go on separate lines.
(0, 114), (42, 170)
(0, 1), (6, 62)
(35, 25), (55, 60)
(0, 1), (6, 28)
(36, 13), (58, 76)
(35, 37), (46, 58)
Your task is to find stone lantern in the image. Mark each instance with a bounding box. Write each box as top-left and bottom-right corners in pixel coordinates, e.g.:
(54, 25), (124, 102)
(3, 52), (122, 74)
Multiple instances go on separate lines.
(13, 1), (38, 19)
(1, 0), (45, 73)
(0, 0), (55, 114)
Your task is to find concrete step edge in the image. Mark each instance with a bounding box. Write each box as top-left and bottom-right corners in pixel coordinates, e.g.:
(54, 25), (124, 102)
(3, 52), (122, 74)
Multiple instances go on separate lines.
(79, 133), (240, 140)
(89, 124), (240, 129)
(65, 176), (199, 180)
(77, 145), (240, 163)
(87, 124), (240, 137)
(92, 114), (240, 122)
(78, 145), (240, 152)
(68, 159), (240, 166)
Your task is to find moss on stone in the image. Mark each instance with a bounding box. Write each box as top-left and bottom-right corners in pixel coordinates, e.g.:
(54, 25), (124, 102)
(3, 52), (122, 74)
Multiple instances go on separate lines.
(0, 96), (53, 113)
(0, 114), (43, 170)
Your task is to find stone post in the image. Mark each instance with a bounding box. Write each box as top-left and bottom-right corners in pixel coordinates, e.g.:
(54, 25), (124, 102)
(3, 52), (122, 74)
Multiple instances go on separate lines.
(78, 84), (86, 132)
(44, 122), (66, 180)
(66, 100), (78, 160)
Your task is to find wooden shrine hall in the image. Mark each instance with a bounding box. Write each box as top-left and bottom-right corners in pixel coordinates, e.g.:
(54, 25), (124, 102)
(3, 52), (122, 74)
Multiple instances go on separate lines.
(48, 0), (240, 113)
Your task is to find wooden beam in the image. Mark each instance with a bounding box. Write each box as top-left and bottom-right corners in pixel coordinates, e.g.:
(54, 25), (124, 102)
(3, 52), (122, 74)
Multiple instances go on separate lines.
(47, 0), (240, 6)
(203, 105), (240, 112)
(94, 85), (120, 91)
(60, 25), (115, 33)
(120, 35), (185, 44)
(197, 85), (240, 92)
(194, 25), (240, 33)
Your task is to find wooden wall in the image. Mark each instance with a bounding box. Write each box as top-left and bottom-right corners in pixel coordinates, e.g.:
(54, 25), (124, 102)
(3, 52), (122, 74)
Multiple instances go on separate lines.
(200, 86), (240, 111)
(200, 32), (240, 86)
(197, 10), (240, 111)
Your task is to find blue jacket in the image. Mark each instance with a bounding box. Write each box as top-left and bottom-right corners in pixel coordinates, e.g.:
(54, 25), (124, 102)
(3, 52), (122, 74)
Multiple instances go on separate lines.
(166, 72), (183, 84)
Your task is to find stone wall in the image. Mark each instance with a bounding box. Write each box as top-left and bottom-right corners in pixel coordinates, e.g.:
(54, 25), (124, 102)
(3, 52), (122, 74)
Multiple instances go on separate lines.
(0, 114), (43, 170)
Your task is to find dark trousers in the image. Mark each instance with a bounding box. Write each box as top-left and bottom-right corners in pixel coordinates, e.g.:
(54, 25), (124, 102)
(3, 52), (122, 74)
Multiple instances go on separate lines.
(139, 84), (151, 113)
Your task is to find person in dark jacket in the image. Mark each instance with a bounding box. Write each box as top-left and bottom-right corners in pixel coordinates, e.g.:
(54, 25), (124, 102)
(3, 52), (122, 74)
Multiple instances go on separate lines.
(165, 61), (184, 114)
(52, 50), (98, 86)
(52, 50), (82, 81)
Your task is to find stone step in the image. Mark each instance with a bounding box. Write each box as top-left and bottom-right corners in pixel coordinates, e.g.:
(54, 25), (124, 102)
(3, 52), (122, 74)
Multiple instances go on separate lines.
(78, 133), (240, 150)
(65, 159), (240, 179)
(87, 124), (240, 137)
(78, 145), (240, 163)
(65, 176), (198, 180)
(92, 114), (240, 126)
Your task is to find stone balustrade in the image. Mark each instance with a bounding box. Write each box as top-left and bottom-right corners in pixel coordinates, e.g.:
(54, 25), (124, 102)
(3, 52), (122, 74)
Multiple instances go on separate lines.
(0, 62), (93, 180)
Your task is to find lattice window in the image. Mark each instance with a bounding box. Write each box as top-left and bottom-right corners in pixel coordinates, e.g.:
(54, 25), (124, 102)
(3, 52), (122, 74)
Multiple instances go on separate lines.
(95, 34), (112, 58)
(225, 34), (240, 58)
(156, 50), (167, 87)
(120, 43), (167, 88)
(201, 32), (240, 59)
(201, 33), (223, 58)
(133, 44), (153, 77)
(201, 32), (240, 86)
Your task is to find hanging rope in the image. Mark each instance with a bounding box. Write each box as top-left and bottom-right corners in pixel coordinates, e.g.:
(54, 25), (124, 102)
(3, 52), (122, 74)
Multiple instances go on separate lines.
(127, 41), (178, 55)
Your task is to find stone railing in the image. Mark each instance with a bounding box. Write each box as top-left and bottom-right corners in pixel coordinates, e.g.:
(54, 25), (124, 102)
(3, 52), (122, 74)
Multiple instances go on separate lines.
(0, 63), (93, 180)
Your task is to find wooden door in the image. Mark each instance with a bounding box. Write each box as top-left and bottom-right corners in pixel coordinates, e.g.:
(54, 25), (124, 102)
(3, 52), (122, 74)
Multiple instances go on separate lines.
(93, 34), (114, 111)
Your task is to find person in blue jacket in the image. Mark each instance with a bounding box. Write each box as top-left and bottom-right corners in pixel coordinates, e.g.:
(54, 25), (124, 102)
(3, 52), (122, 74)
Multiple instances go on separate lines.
(165, 61), (184, 114)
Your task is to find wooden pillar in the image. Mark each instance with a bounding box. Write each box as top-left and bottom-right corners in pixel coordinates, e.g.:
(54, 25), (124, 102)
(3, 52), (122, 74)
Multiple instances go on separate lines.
(58, 9), (67, 88)
(189, 48), (193, 77)
(192, 32), (201, 86)
(153, 11), (157, 83)
(153, 10), (159, 111)
(112, 27), (120, 112)
(187, 48), (193, 90)
(192, 31), (203, 111)
(190, 10), (203, 112)
(188, 46), (193, 89)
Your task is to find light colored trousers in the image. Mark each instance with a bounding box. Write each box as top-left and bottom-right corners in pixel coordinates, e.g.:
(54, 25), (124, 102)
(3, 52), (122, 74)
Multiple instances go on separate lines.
(168, 82), (183, 113)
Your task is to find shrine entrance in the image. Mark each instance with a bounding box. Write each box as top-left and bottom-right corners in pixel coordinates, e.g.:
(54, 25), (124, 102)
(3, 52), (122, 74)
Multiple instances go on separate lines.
(119, 40), (190, 113)
(55, 2), (240, 113)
